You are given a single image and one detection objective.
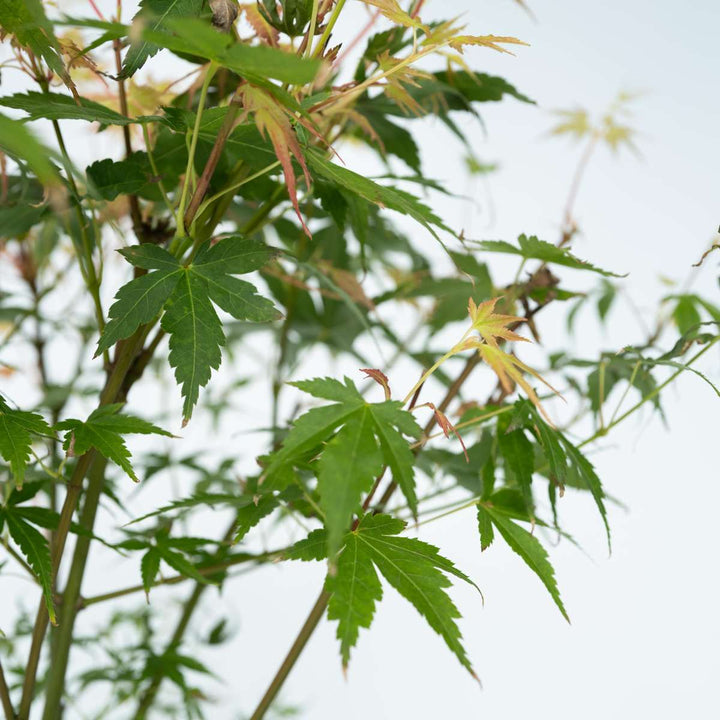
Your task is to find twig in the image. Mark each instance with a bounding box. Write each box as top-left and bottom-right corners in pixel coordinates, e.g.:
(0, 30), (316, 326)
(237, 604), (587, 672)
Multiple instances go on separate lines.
(113, 37), (143, 238)
(80, 549), (285, 608)
(0, 659), (15, 720)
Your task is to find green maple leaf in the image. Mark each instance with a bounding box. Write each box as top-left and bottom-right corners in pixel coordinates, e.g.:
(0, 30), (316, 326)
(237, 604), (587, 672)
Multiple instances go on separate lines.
(514, 401), (611, 551)
(161, 270), (225, 424)
(95, 246), (184, 357)
(130, 532), (215, 598)
(266, 378), (422, 557)
(477, 502), (569, 622)
(0, 395), (53, 487)
(0, 0), (76, 97)
(121, 0), (205, 78)
(96, 237), (279, 423)
(298, 514), (477, 673)
(318, 406), (384, 556)
(0, 510), (56, 623)
(497, 423), (535, 518)
(56, 405), (172, 482)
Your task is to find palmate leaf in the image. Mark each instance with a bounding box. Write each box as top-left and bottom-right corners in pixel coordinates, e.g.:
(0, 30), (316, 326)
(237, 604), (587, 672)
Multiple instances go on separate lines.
(478, 234), (624, 278)
(2, 512), (56, 624)
(497, 425), (535, 516)
(95, 248), (183, 357)
(318, 406), (384, 556)
(56, 405), (172, 482)
(514, 401), (611, 551)
(477, 502), (568, 621)
(267, 378), (421, 557)
(140, 17), (321, 84)
(121, 0), (205, 78)
(96, 238), (279, 422)
(0, 113), (57, 186)
(306, 149), (451, 239)
(299, 514), (476, 673)
(0, 0), (76, 97)
(0, 396), (53, 487)
(161, 271), (225, 424)
(0, 92), (162, 126)
(468, 297), (527, 348)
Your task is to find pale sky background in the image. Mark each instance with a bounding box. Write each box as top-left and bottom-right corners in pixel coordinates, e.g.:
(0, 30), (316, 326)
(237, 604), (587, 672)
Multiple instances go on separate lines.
(1, 1), (720, 718)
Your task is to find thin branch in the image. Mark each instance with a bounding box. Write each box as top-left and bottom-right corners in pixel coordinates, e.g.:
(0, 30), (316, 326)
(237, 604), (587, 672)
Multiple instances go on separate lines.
(0, 659), (15, 720)
(248, 589), (330, 720)
(113, 37), (143, 238)
(81, 549), (286, 608)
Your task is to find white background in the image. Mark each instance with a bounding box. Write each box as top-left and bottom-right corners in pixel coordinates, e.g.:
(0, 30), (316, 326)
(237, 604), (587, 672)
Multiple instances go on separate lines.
(1, 1), (719, 718)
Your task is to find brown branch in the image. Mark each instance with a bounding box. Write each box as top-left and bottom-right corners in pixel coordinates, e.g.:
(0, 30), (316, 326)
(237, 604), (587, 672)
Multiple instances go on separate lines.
(183, 102), (241, 230)
(113, 39), (143, 239)
(0, 659), (15, 720)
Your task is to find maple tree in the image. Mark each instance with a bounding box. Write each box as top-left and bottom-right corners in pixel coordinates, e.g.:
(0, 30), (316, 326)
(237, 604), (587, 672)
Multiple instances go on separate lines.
(0, 1), (717, 719)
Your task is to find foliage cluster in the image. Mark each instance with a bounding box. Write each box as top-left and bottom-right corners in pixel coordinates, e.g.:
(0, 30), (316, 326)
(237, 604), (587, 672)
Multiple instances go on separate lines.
(0, 1), (717, 718)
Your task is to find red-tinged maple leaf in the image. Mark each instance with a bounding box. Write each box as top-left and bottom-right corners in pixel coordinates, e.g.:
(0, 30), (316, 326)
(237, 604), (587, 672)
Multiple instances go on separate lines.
(426, 403), (468, 462)
(476, 343), (560, 425)
(361, 0), (424, 29)
(239, 4), (279, 45)
(239, 84), (312, 236)
(449, 34), (529, 56)
(377, 51), (430, 116)
(360, 368), (391, 399)
(467, 297), (528, 348)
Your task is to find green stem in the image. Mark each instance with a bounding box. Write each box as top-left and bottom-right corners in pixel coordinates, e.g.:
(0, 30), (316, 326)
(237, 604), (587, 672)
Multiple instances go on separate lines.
(402, 345), (461, 405)
(81, 549), (286, 608)
(184, 102), (242, 234)
(175, 62), (217, 237)
(18, 452), (93, 719)
(608, 360), (641, 426)
(0, 660), (15, 720)
(581, 337), (720, 446)
(311, 0), (347, 57)
(19, 327), (148, 719)
(48, 115), (107, 360)
(41, 457), (108, 720)
(141, 123), (174, 215)
(249, 589), (331, 720)
(21, 56), (246, 717)
(195, 160), (281, 219)
(305, 0), (321, 58)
